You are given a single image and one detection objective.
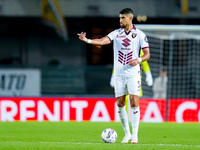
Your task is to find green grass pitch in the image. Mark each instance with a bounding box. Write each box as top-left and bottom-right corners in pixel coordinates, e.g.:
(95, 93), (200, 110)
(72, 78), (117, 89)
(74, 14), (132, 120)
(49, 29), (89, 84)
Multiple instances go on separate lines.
(0, 122), (199, 150)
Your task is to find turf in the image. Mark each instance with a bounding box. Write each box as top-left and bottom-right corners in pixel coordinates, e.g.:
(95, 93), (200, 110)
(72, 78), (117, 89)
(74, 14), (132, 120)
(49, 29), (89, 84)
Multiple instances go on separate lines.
(0, 122), (199, 150)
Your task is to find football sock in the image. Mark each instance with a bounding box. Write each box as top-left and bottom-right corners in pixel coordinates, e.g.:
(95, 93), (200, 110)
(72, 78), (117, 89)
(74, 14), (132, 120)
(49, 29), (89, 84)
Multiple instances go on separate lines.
(118, 106), (131, 136)
(131, 106), (140, 138)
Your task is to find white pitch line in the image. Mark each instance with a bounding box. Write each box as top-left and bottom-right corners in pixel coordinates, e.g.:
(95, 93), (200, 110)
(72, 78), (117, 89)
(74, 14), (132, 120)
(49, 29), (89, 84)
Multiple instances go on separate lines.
(140, 143), (200, 147)
(40, 142), (200, 147)
(1, 141), (200, 147)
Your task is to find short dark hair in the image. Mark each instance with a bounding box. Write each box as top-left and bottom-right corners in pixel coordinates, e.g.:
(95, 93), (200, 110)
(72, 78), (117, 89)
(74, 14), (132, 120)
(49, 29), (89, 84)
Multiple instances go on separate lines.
(119, 8), (134, 15)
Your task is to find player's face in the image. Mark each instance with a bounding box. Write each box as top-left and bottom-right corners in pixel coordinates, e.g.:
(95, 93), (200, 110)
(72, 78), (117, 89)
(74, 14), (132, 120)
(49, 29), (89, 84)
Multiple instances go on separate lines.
(119, 14), (132, 28)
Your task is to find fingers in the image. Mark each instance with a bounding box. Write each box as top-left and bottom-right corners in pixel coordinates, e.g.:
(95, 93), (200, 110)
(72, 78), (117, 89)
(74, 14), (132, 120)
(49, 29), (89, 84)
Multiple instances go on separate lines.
(77, 32), (86, 36)
(129, 59), (139, 66)
(77, 32), (87, 42)
(129, 60), (135, 66)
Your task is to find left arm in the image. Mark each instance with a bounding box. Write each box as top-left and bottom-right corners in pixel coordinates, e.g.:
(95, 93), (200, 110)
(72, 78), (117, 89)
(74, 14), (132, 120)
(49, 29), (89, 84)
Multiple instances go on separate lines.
(140, 47), (150, 62)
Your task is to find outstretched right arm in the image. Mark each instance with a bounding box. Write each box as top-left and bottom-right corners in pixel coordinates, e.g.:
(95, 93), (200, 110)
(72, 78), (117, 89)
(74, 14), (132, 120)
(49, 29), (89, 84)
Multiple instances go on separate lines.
(77, 32), (111, 46)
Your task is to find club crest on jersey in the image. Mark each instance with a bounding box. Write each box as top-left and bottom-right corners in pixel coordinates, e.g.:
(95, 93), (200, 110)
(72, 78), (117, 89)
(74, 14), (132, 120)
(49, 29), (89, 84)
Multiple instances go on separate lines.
(132, 33), (137, 38)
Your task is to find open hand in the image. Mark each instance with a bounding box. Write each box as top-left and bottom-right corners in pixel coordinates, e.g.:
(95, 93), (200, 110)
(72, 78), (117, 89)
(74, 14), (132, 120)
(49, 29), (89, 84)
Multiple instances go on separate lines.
(77, 32), (87, 42)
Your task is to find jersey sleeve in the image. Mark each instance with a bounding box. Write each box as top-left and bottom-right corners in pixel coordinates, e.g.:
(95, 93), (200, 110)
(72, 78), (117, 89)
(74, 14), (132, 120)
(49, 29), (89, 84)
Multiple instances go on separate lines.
(107, 30), (116, 41)
(139, 32), (149, 49)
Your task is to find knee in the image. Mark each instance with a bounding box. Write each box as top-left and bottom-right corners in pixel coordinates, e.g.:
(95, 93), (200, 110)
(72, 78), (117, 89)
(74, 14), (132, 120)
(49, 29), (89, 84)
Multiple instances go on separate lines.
(116, 95), (126, 107)
(117, 101), (125, 107)
(129, 95), (139, 107)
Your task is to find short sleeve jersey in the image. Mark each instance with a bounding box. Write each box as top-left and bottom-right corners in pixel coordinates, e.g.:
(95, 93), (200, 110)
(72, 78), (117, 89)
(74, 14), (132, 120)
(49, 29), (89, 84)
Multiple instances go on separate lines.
(107, 25), (149, 76)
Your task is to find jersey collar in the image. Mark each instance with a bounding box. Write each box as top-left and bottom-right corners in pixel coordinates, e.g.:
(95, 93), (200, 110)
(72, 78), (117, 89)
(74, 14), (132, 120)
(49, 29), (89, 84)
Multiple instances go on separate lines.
(121, 25), (136, 35)
(133, 25), (136, 30)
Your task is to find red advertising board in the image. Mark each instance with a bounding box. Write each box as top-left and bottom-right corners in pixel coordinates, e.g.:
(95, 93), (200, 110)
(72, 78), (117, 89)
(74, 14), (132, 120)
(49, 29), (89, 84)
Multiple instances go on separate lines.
(0, 97), (167, 122)
(1, 98), (199, 123)
(0, 98), (117, 122)
(139, 99), (166, 122)
(168, 99), (200, 123)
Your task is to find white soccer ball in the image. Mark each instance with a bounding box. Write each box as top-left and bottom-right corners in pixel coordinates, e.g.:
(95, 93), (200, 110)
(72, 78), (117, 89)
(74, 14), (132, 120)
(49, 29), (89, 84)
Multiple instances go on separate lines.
(101, 128), (117, 143)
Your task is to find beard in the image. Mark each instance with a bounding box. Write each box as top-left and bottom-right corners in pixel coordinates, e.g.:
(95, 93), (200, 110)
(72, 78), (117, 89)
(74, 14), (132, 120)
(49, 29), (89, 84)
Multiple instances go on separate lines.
(120, 23), (127, 29)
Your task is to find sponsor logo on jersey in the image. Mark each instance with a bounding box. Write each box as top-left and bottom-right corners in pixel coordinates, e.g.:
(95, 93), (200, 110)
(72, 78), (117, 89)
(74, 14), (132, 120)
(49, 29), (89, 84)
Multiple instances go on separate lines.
(122, 38), (131, 47)
(116, 34), (126, 38)
(121, 48), (131, 50)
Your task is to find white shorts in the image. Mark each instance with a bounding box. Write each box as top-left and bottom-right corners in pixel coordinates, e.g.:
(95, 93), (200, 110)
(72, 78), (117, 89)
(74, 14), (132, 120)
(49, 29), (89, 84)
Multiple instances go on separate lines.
(114, 74), (141, 97)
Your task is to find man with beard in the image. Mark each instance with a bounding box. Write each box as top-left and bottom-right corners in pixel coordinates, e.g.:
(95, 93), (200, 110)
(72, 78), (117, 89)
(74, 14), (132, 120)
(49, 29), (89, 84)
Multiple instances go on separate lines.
(77, 8), (150, 144)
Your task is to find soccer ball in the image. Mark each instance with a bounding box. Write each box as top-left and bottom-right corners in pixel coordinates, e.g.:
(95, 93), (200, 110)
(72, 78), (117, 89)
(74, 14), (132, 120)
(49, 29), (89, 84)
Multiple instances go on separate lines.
(101, 128), (117, 143)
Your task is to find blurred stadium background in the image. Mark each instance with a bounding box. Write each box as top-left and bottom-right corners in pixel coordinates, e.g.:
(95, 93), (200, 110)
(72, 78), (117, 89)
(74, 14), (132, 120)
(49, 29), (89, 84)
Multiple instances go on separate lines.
(0, 0), (200, 123)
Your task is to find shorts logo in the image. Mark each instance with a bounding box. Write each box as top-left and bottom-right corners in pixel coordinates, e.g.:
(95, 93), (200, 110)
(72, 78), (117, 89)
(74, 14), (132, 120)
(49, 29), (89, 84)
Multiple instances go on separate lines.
(133, 111), (138, 114)
(122, 38), (131, 47)
(138, 81), (141, 91)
